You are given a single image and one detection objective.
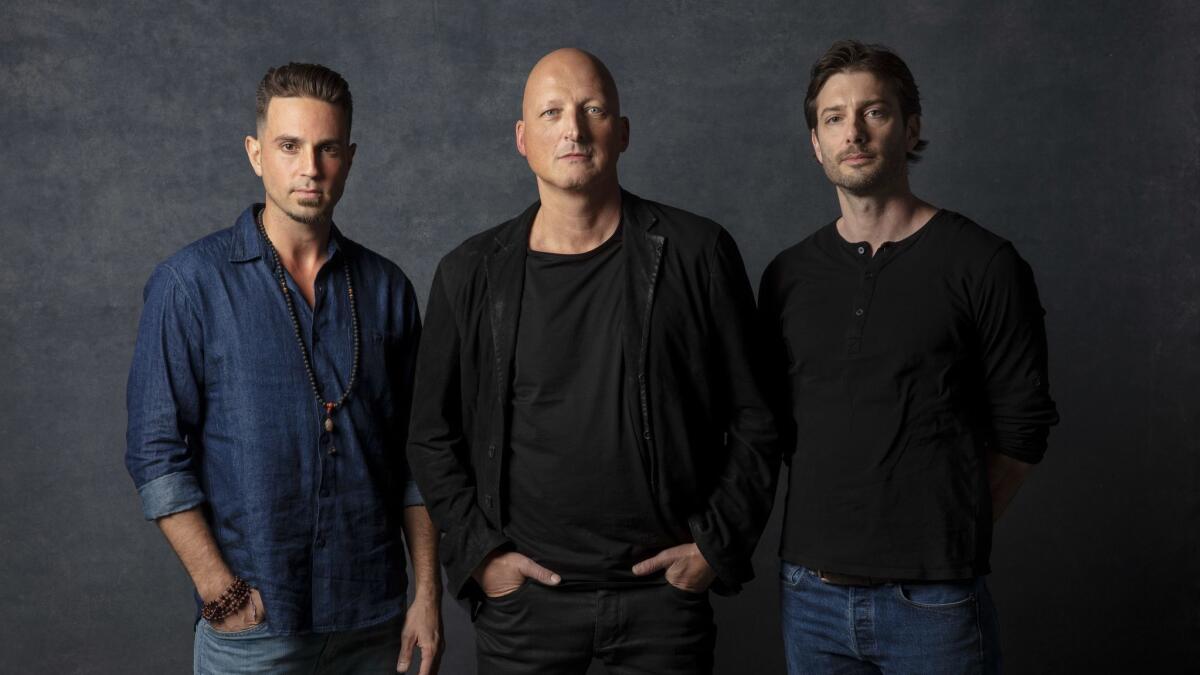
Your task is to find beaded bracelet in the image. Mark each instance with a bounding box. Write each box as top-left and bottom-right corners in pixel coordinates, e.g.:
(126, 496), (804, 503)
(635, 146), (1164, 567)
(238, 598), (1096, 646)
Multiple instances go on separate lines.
(201, 577), (251, 623)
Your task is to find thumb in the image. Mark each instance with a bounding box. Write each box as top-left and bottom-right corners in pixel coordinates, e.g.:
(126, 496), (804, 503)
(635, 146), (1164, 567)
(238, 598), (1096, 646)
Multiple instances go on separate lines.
(518, 557), (562, 585)
(632, 549), (674, 576)
(396, 631), (415, 672)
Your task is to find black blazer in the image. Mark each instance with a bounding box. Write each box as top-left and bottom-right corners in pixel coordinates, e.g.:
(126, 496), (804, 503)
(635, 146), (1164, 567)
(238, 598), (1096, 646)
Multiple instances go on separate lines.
(406, 189), (780, 601)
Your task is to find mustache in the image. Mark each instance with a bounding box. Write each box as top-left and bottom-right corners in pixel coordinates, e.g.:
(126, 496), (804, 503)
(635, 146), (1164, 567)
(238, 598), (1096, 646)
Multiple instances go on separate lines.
(837, 148), (875, 161)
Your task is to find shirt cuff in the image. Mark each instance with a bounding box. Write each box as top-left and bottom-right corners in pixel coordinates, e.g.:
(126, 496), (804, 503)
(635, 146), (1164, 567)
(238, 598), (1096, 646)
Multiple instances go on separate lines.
(138, 471), (206, 520)
(402, 479), (424, 507)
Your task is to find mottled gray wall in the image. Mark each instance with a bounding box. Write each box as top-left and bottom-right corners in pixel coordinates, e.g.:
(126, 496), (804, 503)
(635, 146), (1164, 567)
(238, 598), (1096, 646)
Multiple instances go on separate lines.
(2, 1), (1197, 673)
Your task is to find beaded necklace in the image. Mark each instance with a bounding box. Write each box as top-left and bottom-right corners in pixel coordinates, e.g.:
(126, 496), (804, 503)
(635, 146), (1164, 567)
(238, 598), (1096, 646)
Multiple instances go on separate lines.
(255, 209), (360, 453)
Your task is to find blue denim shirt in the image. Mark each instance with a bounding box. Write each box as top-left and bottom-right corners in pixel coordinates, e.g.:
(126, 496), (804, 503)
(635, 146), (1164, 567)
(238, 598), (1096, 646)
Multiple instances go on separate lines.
(125, 205), (422, 635)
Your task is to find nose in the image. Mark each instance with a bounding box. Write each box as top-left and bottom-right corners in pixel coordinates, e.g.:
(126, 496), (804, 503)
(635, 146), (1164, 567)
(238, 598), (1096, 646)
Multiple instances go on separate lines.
(846, 116), (867, 145)
(299, 146), (320, 177)
(563, 107), (589, 143)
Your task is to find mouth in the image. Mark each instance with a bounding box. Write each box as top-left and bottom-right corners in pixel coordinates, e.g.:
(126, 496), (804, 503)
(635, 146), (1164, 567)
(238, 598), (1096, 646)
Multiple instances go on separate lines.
(840, 153), (875, 165)
(292, 188), (322, 198)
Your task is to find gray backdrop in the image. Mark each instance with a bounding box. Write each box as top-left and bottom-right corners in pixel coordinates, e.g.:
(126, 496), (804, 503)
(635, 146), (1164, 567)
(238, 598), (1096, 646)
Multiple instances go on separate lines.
(2, 1), (1197, 673)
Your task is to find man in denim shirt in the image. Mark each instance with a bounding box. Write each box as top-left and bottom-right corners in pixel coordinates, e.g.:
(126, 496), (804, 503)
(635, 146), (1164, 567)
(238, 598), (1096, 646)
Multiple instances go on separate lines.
(125, 63), (443, 674)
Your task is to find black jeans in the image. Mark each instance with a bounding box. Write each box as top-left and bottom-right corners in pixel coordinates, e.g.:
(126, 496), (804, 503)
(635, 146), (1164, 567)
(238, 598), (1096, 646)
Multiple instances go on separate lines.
(473, 581), (716, 674)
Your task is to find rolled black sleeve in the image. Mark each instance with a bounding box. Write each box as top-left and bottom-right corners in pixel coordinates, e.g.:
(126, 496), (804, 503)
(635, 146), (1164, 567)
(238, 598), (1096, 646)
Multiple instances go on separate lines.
(973, 243), (1060, 463)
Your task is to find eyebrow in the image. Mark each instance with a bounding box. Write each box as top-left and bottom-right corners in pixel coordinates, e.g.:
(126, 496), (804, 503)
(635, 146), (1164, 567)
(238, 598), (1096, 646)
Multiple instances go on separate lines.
(272, 135), (344, 145)
(820, 99), (890, 117)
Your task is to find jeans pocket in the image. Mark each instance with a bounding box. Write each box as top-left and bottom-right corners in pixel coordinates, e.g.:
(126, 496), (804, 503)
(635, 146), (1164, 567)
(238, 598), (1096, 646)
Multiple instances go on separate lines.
(664, 581), (707, 601)
(779, 561), (806, 588)
(485, 578), (534, 605)
(895, 579), (976, 610)
(201, 617), (270, 639)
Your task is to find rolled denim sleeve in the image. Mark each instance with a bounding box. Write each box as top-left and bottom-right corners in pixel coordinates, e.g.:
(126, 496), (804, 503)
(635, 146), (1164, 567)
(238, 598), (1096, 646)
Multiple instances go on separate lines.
(402, 479), (424, 507)
(125, 264), (208, 520)
(393, 279), (425, 510)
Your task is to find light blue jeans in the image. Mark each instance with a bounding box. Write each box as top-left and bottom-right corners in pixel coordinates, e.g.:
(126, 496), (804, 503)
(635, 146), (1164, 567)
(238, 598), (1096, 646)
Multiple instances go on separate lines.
(192, 615), (403, 674)
(780, 561), (1001, 674)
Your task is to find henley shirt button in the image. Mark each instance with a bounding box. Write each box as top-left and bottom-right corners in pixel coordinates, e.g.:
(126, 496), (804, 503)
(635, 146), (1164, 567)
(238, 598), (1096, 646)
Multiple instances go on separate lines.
(484, 494), (493, 509)
(855, 308), (864, 316)
(487, 444), (496, 458)
(857, 246), (866, 255)
(643, 430), (651, 440)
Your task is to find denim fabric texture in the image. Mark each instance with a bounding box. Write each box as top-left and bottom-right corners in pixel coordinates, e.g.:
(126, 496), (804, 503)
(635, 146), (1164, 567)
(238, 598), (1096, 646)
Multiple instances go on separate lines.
(193, 615), (403, 674)
(126, 205), (423, 634)
(779, 561), (1001, 674)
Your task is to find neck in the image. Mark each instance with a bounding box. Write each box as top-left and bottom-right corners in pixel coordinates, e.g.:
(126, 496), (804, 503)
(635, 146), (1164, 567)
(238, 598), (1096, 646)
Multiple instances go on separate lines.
(529, 176), (623, 254)
(260, 200), (331, 270)
(834, 179), (936, 251)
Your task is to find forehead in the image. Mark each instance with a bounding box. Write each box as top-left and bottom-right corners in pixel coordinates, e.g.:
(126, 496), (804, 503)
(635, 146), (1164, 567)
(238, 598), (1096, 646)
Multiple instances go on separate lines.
(262, 96), (349, 137)
(815, 70), (896, 108)
(524, 62), (612, 104)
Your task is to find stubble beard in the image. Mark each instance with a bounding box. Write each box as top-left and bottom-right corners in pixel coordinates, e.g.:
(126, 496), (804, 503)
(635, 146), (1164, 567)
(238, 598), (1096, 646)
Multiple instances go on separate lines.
(270, 192), (332, 227)
(824, 153), (903, 197)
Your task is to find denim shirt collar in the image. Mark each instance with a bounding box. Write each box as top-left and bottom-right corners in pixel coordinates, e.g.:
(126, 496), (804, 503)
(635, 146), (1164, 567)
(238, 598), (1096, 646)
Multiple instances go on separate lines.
(228, 203), (344, 265)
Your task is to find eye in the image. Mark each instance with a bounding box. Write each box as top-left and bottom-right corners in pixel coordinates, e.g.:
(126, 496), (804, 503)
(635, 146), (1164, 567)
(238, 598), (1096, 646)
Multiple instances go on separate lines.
(586, 106), (605, 116)
(865, 109), (885, 119)
(321, 144), (341, 156)
(280, 142), (297, 152)
(541, 108), (561, 119)
(824, 115), (842, 125)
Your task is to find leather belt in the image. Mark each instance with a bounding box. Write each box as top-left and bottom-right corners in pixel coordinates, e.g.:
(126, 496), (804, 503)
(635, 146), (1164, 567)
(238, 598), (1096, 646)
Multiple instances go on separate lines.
(816, 570), (904, 586)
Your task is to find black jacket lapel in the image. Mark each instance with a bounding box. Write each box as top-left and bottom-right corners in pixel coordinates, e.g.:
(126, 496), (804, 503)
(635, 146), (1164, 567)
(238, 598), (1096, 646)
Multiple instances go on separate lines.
(483, 201), (538, 454)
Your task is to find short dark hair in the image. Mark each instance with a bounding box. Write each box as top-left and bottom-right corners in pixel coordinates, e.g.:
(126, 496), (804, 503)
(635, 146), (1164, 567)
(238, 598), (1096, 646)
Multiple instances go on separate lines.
(255, 63), (353, 134)
(804, 40), (928, 163)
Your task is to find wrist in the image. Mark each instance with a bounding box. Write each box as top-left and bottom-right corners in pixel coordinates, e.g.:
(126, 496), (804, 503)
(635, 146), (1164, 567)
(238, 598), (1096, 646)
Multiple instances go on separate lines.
(411, 583), (442, 605)
(196, 571), (237, 602)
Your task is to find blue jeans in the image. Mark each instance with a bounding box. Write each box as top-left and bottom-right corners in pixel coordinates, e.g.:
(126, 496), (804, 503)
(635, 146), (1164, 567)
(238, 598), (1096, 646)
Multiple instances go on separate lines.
(780, 561), (1001, 674)
(192, 615), (402, 674)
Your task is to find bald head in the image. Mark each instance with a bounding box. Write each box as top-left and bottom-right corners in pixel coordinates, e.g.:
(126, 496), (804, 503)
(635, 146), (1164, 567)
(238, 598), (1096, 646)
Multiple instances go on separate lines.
(515, 48), (629, 195)
(522, 48), (621, 119)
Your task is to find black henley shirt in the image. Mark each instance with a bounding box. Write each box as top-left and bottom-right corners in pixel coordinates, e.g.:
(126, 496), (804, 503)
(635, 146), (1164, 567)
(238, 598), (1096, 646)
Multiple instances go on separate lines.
(758, 209), (1059, 580)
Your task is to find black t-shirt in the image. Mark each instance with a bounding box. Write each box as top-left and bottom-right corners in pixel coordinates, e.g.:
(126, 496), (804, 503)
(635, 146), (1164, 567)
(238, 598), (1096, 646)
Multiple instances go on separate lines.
(758, 210), (1058, 580)
(504, 224), (675, 585)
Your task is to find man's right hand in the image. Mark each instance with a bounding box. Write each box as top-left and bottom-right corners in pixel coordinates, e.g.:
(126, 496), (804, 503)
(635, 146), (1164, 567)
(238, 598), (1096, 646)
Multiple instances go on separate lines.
(206, 585), (266, 633)
(472, 551), (561, 598)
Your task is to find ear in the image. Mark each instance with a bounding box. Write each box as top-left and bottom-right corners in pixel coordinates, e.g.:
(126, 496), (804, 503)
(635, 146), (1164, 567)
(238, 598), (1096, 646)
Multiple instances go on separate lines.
(906, 115), (921, 152)
(618, 116), (630, 153)
(346, 142), (357, 170)
(245, 135), (263, 177)
(810, 128), (823, 165)
(515, 119), (527, 157)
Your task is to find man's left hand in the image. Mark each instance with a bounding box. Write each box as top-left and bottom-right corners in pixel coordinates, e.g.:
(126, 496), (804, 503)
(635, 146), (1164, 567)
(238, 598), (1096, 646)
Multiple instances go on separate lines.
(631, 543), (717, 593)
(396, 594), (443, 674)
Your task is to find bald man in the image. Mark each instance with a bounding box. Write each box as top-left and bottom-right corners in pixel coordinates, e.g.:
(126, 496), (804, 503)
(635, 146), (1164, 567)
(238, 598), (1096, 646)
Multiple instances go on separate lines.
(407, 49), (780, 674)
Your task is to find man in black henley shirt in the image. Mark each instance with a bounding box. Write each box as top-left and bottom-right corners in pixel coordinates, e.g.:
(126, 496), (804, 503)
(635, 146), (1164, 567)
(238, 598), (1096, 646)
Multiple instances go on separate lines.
(760, 40), (1058, 674)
